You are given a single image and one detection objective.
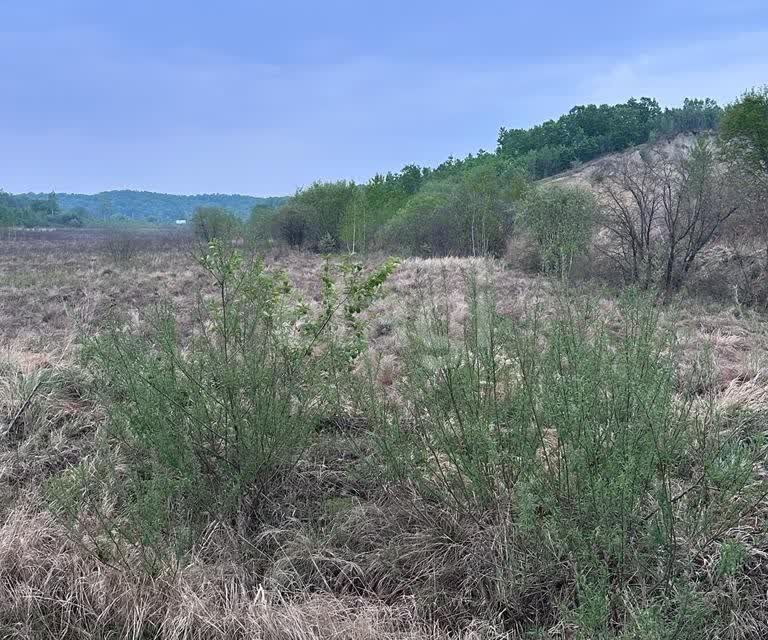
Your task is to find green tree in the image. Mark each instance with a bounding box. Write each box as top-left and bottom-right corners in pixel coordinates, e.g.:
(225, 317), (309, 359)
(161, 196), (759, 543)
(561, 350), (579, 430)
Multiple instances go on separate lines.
(191, 206), (240, 243)
(380, 179), (511, 257)
(659, 137), (740, 291)
(653, 98), (722, 136)
(519, 184), (595, 279)
(339, 188), (368, 253)
(462, 161), (517, 256)
(495, 96), (719, 179)
(720, 86), (768, 187)
(245, 205), (279, 249)
(273, 201), (312, 247)
(97, 193), (114, 221)
(293, 180), (357, 250)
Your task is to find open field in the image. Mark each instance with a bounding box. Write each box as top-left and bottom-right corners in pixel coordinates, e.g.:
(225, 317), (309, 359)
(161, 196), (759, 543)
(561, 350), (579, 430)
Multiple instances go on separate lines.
(2, 229), (768, 639)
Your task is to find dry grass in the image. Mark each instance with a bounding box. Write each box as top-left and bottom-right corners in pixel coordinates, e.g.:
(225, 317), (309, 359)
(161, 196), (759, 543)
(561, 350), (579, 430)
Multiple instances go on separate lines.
(2, 229), (768, 638)
(0, 506), (472, 640)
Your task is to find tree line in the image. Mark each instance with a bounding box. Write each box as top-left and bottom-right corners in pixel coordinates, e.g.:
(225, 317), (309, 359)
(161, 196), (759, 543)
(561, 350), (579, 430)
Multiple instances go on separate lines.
(498, 97), (723, 178)
(191, 87), (767, 300)
(0, 191), (84, 228)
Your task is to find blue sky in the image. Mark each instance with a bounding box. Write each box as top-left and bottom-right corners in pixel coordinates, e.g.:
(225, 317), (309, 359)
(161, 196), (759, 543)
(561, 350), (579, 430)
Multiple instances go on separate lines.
(1, 1), (767, 195)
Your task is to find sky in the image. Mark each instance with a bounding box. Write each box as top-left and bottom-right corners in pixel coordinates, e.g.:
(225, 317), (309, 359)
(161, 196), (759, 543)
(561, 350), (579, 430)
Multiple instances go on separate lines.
(1, 1), (767, 196)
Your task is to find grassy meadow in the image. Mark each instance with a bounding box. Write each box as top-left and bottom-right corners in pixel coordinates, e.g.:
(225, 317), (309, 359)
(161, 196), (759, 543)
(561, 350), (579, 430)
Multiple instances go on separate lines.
(1, 227), (767, 639)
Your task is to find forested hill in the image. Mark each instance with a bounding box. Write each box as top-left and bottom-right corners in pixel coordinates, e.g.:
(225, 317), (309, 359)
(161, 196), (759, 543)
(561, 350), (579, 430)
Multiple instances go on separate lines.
(2, 95), (727, 230)
(17, 190), (288, 222)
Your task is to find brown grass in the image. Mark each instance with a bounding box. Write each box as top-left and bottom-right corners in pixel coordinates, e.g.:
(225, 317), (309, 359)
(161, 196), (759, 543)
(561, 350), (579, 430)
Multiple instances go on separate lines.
(0, 506), (467, 640)
(2, 229), (768, 638)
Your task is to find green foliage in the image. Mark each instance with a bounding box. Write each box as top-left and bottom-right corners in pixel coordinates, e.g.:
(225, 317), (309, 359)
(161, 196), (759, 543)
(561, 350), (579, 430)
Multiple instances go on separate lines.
(498, 98), (663, 178)
(269, 181), (359, 252)
(317, 232), (338, 253)
(376, 280), (764, 629)
(265, 95), (724, 256)
(17, 190), (287, 223)
(191, 206), (240, 243)
(293, 180), (358, 250)
(49, 243), (396, 568)
(244, 204), (279, 249)
(519, 184), (595, 278)
(303, 258), (398, 364)
(0, 190), (84, 228)
(653, 98), (723, 137)
(378, 185), (452, 255)
(272, 200), (311, 247)
(379, 173), (515, 257)
(720, 86), (768, 183)
(338, 188), (368, 252)
(497, 97), (721, 180)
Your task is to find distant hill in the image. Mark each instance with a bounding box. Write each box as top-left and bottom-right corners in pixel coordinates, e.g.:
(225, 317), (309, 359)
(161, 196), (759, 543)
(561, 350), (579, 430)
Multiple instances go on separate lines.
(16, 190), (288, 222)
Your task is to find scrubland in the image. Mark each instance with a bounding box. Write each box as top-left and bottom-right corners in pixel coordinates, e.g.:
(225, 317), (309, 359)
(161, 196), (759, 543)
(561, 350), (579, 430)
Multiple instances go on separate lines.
(1, 228), (768, 639)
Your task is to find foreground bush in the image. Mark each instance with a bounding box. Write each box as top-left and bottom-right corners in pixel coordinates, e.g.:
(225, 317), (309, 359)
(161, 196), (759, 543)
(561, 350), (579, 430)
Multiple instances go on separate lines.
(376, 275), (767, 636)
(29, 253), (768, 637)
(51, 243), (396, 569)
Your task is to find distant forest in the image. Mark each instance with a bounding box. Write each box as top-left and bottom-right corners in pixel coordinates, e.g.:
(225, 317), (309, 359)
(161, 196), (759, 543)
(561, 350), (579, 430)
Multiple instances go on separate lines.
(4, 191), (286, 225)
(247, 96), (727, 255)
(1, 96), (723, 229)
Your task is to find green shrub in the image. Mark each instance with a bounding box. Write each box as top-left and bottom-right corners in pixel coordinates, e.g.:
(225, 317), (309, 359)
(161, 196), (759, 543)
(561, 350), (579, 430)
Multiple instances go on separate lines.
(317, 232), (337, 253)
(50, 243), (396, 570)
(273, 201), (311, 247)
(379, 181), (511, 257)
(244, 204), (280, 250)
(376, 276), (765, 631)
(519, 184), (595, 279)
(191, 206), (240, 243)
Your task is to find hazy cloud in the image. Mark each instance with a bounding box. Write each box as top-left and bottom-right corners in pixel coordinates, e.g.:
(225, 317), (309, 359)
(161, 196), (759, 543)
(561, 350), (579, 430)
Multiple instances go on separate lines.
(1, 3), (766, 194)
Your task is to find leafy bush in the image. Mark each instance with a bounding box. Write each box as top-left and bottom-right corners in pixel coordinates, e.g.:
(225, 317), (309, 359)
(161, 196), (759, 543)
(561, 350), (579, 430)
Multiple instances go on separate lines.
(272, 201), (311, 247)
(191, 206), (240, 243)
(376, 277), (765, 633)
(50, 243), (397, 569)
(519, 184), (595, 278)
(379, 181), (511, 257)
(293, 180), (358, 251)
(317, 232), (337, 253)
(720, 86), (768, 182)
(244, 204), (279, 250)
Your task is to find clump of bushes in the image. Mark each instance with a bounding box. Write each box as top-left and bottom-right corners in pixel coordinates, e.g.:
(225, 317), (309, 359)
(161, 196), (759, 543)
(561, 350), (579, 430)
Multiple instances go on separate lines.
(51, 242), (397, 569)
(375, 275), (766, 635)
(44, 250), (768, 636)
(518, 184), (595, 279)
(191, 206), (241, 244)
(102, 227), (141, 263)
(379, 180), (512, 257)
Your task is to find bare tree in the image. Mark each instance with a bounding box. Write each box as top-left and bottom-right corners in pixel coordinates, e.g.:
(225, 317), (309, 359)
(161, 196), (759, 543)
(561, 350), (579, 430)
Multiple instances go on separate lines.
(596, 148), (663, 289)
(596, 137), (739, 292)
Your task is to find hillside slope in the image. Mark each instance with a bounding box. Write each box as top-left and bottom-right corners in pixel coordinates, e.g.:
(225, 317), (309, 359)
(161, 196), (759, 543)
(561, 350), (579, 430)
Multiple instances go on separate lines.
(544, 132), (707, 190)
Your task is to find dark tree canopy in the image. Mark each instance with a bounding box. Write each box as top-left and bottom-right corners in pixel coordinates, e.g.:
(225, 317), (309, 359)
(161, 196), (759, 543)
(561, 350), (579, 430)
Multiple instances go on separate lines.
(497, 97), (722, 179)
